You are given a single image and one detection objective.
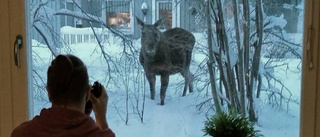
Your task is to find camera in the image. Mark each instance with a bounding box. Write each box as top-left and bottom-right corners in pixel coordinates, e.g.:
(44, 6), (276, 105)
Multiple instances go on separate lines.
(91, 81), (102, 97)
(85, 81), (102, 115)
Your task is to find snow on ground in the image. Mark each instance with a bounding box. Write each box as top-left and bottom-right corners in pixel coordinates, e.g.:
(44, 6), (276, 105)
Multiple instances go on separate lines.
(31, 33), (301, 137)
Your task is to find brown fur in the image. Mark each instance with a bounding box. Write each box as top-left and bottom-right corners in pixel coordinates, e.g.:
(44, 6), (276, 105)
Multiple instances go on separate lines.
(137, 17), (195, 105)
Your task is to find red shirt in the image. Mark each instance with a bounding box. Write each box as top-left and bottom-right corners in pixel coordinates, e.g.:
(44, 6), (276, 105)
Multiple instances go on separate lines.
(11, 107), (115, 137)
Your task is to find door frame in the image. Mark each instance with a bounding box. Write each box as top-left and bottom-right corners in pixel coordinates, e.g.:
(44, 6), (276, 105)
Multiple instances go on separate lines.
(0, 0), (31, 136)
(300, 0), (320, 137)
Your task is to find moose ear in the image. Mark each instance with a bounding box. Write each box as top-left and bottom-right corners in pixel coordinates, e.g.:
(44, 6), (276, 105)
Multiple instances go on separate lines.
(136, 17), (144, 28)
(154, 18), (163, 28)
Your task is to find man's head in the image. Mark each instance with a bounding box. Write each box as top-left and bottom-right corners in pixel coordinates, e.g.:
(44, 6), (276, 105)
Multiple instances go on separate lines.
(47, 54), (89, 105)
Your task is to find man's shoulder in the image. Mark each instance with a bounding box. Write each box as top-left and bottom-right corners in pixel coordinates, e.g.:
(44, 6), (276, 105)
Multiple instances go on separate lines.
(82, 120), (115, 137)
(88, 128), (116, 137)
(11, 120), (33, 137)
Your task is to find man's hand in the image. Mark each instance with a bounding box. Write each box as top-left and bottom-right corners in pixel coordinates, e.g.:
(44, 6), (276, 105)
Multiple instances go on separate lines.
(90, 86), (109, 129)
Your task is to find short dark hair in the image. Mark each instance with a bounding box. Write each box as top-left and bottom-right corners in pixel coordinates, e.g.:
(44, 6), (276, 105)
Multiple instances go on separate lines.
(47, 54), (89, 105)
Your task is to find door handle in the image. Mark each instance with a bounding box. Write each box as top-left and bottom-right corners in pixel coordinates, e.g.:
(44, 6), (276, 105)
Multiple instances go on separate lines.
(14, 35), (23, 67)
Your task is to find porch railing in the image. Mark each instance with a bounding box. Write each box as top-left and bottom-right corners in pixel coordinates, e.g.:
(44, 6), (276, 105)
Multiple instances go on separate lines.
(61, 26), (110, 45)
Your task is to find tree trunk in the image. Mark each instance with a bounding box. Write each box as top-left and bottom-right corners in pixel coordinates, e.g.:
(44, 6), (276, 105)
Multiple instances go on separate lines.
(243, 0), (251, 116)
(232, 0), (246, 118)
(206, 0), (221, 113)
(215, 0), (238, 111)
(248, 0), (263, 122)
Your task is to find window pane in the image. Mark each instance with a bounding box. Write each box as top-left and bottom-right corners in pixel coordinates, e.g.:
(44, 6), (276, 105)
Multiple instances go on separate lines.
(28, 0), (305, 137)
(106, 1), (131, 31)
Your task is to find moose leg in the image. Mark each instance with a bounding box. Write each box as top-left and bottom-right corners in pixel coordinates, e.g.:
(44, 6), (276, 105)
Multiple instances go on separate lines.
(160, 73), (169, 105)
(146, 73), (156, 100)
(188, 70), (194, 93)
(181, 69), (194, 96)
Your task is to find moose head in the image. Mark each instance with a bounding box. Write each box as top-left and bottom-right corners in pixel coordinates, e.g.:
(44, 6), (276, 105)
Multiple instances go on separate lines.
(136, 17), (163, 57)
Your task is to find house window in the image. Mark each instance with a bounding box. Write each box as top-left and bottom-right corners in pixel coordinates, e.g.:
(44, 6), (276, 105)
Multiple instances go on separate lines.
(106, 1), (131, 33)
(61, 0), (82, 27)
(158, 1), (172, 29)
(61, 1), (77, 27)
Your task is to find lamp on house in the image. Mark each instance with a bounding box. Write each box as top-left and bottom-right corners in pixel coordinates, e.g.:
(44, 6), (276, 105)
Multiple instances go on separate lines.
(141, 2), (148, 22)
(141, 2), (148, 16)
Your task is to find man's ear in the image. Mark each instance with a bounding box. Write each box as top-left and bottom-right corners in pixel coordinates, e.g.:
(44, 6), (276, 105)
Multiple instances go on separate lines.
(46, 86), (52, 102)
(136, 16), (144, 28)
(85, 86), (91, 102)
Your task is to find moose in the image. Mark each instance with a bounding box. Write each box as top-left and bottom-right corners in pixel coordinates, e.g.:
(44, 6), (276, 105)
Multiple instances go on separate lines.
(136, 17), (195, 105)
